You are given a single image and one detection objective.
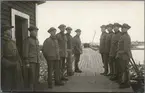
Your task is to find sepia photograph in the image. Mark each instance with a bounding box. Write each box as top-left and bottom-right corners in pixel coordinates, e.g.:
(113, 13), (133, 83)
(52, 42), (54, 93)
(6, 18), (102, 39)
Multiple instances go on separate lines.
(0, 0), (144, 93)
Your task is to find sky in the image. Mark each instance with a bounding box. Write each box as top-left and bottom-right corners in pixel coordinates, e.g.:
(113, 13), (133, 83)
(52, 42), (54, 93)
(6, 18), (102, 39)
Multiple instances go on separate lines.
(37, 1), (144, 45)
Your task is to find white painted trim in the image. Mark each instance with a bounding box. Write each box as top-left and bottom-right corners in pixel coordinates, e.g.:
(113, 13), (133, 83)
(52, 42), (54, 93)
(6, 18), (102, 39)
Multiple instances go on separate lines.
(11, 8), (30, 41)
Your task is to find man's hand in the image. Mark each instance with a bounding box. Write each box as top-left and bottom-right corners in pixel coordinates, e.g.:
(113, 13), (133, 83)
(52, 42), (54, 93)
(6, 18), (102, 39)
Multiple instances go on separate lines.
(118, 51), (124, 54)
(26, 63), (30, 68)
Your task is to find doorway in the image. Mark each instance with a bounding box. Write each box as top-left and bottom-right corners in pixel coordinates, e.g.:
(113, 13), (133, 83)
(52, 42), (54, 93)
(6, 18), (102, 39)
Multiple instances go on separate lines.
(15, 15), (28, 59)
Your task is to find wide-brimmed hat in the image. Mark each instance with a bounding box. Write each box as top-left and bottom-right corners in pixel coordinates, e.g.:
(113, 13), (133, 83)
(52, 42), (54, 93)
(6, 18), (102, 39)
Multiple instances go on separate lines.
(2, 24), (14, 31)
(121, 23), (131, 29)
(113, 23), (121, 27)
(66, 27), (72, 30)
(47, 27), (56, 33)
(106, 24), (113, 28)
(58, 24), (66, 29)
(75, 29), (81, 32)
(28, 25), (39, 31)
(100, 25), (106, 28)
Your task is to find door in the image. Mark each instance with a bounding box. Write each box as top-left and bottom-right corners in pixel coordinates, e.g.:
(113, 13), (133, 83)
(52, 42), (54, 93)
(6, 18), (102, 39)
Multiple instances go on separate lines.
(15, 15), (28, 59)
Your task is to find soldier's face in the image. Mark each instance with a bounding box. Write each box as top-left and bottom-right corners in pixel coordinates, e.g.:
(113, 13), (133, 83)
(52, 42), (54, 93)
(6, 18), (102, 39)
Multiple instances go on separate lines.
(122, 28), (128, 33)
(60, 27), (66, 32)
(66, 29), (72, 34)
(51, 30), (56, 36)
(113, 26), (120, 31)
(101, 28), (106, 32)
(31, 30), (38, 37)
(107, 27), (113, 32)
(77, 32), (81, 36)
(5, 29), (12, 37)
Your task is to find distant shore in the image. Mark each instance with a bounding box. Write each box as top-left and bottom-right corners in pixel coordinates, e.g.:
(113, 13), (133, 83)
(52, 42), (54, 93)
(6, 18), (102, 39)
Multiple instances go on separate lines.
(131, 48), (144, 50)
(89, 47), (144, 51)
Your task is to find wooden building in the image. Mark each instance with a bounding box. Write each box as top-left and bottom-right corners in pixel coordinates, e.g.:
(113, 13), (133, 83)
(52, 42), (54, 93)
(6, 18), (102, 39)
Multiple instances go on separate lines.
(1, 1), (45, 58)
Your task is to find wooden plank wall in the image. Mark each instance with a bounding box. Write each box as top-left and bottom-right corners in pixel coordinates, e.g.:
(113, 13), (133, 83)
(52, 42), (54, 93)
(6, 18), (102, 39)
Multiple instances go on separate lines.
(1, 1), (36, 26)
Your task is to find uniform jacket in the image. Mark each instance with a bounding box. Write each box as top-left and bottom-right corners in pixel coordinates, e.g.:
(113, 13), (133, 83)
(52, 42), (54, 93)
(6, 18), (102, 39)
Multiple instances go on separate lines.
(65, 33), (73, 51)
(42, 36), (60, 60)
(105, 31), (114, 54)
(56, 32), (67, 57)
(23, 36), (40, 63)
(72, 35), (82, 54)
(1, 36), (24, 90)
(116, 32), (132, 60)
(109, 31), (122, 57)
(99, 32), (107, 53)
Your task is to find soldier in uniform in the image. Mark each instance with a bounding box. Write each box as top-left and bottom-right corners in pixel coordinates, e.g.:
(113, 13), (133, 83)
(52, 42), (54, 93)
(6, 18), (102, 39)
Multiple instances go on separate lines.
(116, 23), (132, 88)
(42, 27), (64, 88)
(72, 29), (83, 73)
(56, 24), (68, 81)
(99, 25), (107, 75)
(1, 25), (24, 92)
(109, 23), (122, 82)
(104, 24), (114, 76)
(23, 26), (40, 91)
(65, 27), (74, 76)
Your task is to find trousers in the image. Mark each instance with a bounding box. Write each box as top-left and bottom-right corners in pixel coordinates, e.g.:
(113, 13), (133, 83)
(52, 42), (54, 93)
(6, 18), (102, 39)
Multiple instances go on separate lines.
(29, 62), (39, 90)
(118, 58), (130, 84)
(66, 51), (73, 73)
(59, 57), (66, 78)
(74, 53), (81, 70)
(46, 60), (60, 85)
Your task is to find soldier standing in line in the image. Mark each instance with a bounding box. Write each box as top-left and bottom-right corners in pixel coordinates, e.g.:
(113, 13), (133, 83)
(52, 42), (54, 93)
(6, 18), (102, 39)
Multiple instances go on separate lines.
(65, 27), (74, 76)
(116, 23), (132, 88)
(1, 25), (24, 92)
(109, 23), (122, 82)
(23, 26), (40, 91)
(72, 29), (83, 73)
(42, 27), (64, 88)
(99, 25), (108, 75)
(56, 24), (68, 81)
(104, 24), (114, 76)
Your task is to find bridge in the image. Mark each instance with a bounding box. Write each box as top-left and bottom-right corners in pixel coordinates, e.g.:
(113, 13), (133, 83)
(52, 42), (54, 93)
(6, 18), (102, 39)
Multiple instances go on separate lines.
(37, 48), (133, 92)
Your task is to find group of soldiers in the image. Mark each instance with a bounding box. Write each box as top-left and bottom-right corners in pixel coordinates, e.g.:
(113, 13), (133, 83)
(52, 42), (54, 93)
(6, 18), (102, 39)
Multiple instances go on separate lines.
(1, 24), (83, 91)
(99, 23), (132, 89)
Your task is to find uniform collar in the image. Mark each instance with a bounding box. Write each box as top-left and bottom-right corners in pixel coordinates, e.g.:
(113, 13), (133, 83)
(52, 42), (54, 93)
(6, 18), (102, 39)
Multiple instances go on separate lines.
(50, 35), (57, 40)
(109, 31), (113, 33)
(66, 33), (71, 35)
(30, 35), (37, 40)
(60, 31), (65, 36)
(115, 30), (120, 34)
(122, 32), (128, 35)
(2, 36), (11, 41)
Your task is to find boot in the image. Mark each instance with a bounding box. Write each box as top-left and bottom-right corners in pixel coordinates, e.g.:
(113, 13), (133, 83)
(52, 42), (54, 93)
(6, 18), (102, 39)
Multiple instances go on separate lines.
(48, 85), (53, 89)
(61, 77), (68, 81)
(75, 69), (82, 73)
(55, 81), (65, 86)
(106, 73), (113, 76)
(119, 83), (130, 89)
(67, 72), (74, 76)
(110, 76), (118, 81)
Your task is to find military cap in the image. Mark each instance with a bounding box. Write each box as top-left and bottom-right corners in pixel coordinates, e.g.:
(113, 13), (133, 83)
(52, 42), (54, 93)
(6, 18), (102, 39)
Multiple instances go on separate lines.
(113, 23), (121, 27)
(47, 27), (56, 33)
(58, 24), (66, 28)
(106, 24), (113, 28)
(28, 25), (39, 31)
(1, 24), (14, 31)
(100, 25), (106, 28)
(121, 23), (131, 29)
(75, 29), (81, 32)
(66, 27), (72, 30)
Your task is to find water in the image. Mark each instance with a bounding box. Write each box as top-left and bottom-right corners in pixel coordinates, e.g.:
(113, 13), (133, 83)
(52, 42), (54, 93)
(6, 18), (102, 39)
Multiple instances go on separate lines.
(131, 50), (144, 64)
